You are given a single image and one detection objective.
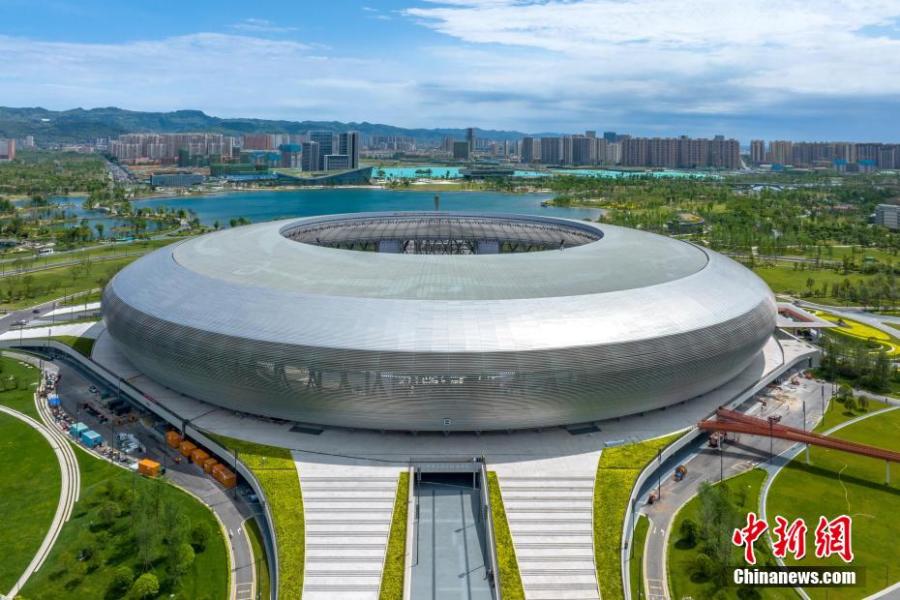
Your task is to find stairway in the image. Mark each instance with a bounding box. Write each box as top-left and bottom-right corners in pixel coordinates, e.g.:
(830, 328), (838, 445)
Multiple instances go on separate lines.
(498, 475), (600, 600)
(298, 462), (402, 600)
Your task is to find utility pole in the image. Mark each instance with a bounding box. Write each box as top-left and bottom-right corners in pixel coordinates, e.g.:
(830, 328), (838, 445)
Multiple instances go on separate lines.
(719, 439), (724, 482)
(656, 448), (662, 501)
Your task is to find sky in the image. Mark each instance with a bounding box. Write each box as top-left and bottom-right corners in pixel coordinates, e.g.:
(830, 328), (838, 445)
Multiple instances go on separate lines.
(1, 0), (900, 140)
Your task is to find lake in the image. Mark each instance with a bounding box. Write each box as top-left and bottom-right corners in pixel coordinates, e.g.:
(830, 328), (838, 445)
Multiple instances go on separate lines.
(139, 188), (603, 226)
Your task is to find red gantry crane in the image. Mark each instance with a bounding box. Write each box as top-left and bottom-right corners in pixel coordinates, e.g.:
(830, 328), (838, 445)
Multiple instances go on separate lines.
(699, 408), (900, 483)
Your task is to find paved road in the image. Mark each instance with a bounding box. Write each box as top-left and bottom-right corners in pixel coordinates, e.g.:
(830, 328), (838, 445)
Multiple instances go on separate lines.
(0, 386), (80, 599)
(639, 376), (830, 600)
(45, 355), (260, 600)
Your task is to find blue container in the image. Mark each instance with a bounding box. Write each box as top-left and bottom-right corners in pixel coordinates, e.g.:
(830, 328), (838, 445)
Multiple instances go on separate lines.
(80, 430), (103, 448)
(69, 422), (88, 438)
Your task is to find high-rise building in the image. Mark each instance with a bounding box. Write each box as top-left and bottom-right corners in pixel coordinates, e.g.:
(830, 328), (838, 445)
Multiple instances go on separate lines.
(750, 140), (765, 164)
(301, 141), (320, 172)
(572, 136), (594, 165)
(767, 141), (793, 165)
(466, 128), (476, 153)
(324, 154), (351, 171)
(561, 136), (575, 166)
(0, 139), (15, 161)
(453, 141), (471, 161)
(520, 137), (535, 163)
(338, 132), (360, 169)
(603, 131), (617, 143)
(243, 134), (274, 150)
(540, 137), (562, 165)
(309, 131), (335, 170)
(279, 144), (302, 168)
(585, 130), (597, 139)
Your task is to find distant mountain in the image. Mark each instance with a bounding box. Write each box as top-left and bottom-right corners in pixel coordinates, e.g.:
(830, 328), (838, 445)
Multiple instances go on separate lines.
(0, 106), (534, 144)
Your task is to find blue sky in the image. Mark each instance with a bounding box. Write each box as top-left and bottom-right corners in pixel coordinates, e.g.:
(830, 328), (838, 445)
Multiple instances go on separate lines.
(2, 0), (900, 140)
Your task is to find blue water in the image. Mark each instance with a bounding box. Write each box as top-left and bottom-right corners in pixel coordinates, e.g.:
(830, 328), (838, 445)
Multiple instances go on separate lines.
(139, 188), (602, 225)
(16, 196), (132, 234)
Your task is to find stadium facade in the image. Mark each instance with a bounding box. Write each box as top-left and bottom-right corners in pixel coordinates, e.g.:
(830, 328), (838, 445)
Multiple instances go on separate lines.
(102, 212), (776, 431)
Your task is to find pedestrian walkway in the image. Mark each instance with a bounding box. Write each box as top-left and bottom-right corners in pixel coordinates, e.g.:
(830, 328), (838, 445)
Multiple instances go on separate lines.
(498, 474), (600, 600)
(296, 457), (403, 600)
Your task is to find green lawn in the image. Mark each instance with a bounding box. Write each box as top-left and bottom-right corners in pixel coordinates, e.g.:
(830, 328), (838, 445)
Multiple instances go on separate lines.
(379, 471), (409, 600)
(814, 395), (888, 432)
(22, 445), (229, 600)
(52, 335), (96, 357)
(668, 468), (796, 600)
(0, 238), (175, 275)
(766, 408), (900, 599)
(629, 514), (650, 600)
(751, 265), (872, 303)
(0, 256), (138, 311)
(595, 433), (683, 600)
(487, 471), (525, 600)
(0, 354), (43, 418)
(211, 435), (303, 600)
(0, 412), (62, 592)
(245, 517), (271, 600)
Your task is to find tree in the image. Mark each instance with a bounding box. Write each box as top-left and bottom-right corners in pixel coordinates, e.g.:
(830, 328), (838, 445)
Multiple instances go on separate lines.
(96, 500), (122, 526)
(129, 572), (159, 599)
(168, 541), (195, 583)
(844, 395), (858, 412)
(108, 565), (134, 596)
(95, 223), (104, 239)
(679, 518), (699, 547)
(190, 521), (212, 552)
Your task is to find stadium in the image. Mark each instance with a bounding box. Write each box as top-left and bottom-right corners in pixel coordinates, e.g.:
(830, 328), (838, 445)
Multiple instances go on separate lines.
(101, 212), (777, 431)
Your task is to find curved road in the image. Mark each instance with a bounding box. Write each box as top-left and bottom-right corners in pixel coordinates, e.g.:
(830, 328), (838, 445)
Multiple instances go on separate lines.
(0, 397), (80, 599)
(640, 377), (829, 600)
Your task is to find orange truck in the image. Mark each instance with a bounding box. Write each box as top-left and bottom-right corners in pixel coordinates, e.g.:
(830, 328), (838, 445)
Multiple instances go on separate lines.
(179, 440), (197, 457)
(211, 463), (237, 489)
(138, 458), (161, 477)
(166, 430), (182, 449)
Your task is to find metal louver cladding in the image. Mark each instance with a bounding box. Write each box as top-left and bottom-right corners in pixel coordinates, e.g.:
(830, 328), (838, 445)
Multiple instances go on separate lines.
(102, 212), (777, 431)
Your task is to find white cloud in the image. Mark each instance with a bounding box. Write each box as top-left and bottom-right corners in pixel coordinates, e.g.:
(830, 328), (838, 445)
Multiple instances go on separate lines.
(230, 18), (297, 34)
(405, 0), (900, 100)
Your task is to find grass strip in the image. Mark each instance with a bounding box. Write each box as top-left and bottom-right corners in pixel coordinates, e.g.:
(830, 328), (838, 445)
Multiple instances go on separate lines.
(595, 433), (683, 600)
(210, 435), (303, 600)
(379, 471), (409, 600)
(487, 471), (525, 600)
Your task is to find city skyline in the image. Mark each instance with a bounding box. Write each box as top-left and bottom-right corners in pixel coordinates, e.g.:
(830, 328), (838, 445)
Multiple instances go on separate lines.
(2, 0), (900, 140)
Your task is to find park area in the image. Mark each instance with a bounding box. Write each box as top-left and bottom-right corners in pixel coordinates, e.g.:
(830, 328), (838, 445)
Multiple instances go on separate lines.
(667, 469), (796, 600)
(766, 407), (900, 599)
(20, 443), (230, 600)
(0, 411), (61, 593)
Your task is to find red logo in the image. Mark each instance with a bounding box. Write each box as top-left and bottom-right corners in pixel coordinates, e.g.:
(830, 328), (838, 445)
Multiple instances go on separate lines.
(731, 514), (853, 564)
(732, 512), (768, 565)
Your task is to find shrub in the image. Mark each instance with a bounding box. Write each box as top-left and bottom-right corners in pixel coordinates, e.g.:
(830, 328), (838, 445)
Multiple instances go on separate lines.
(191, 521), (212, 552)
(108, 566), (134, 596)
(129, 572), (159, 599)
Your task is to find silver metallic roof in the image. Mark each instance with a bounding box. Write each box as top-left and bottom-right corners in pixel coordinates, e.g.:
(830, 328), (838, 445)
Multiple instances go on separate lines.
(173, 212), (708, 301)
(103, 212), (776, 430)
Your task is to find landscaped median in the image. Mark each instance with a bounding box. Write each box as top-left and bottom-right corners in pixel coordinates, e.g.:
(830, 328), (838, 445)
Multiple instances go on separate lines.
(594, 432), (682, 600)
(379, 471), (410, 600)
(211, 435), (304, 600)
(487, 471), (525, 600)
